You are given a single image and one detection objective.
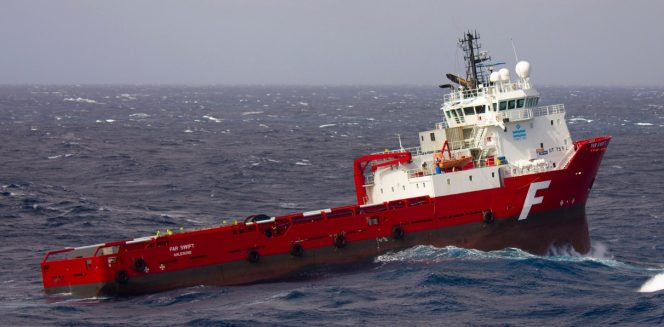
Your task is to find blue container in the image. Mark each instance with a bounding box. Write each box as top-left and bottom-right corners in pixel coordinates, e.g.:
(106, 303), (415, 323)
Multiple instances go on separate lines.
(497, 156), (507, 164)
(435, 166), (442, 174)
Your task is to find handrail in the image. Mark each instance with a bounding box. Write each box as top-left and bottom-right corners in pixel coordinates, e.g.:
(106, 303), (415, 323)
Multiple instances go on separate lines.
(532, 104), (565, 116)
(93, 240), (128, 257)
(443, 80), (533, 103)
(558, 146), (576, 169)
(42, 247), (75, 263)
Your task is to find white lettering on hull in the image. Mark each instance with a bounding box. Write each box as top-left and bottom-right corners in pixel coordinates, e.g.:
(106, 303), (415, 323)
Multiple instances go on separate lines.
(519, 180), (551, 220)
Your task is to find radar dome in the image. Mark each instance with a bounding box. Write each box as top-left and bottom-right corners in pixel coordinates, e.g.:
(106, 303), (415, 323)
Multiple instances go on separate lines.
(499, 68), (510, 82)
(515, 61), (531, 79)
(489, 71), (500, 83)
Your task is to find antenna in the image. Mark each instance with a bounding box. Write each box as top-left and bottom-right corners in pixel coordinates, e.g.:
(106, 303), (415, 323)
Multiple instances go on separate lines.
(510, 37), (519, 62)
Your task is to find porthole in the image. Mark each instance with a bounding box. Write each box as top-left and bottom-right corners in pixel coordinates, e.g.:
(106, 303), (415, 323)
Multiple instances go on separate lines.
(469, 176), (473, 181)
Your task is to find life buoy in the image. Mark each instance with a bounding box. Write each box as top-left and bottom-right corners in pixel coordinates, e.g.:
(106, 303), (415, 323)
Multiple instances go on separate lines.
(290, 243), (304, 257)
(116, 270), (129, 284)
(133, 258), (146, 272)
(483, 211), (494, 224)
(247, 249), (260, 263)
(392, 226), (405, 240)
(334, 234), (346, 248)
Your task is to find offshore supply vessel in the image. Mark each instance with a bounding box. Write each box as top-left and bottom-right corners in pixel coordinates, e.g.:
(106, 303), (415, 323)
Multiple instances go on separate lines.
(41, 31), (610, 297)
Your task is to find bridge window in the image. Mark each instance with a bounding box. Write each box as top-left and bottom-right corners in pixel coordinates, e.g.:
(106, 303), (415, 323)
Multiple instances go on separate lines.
(475, 105), (486, 114)
(446, 111), (452, 119)
(456, 109), (464, 117)
(493, 103), (497, 111)
(516, 98), (525, 108)
(533, 97), (539, 106)
(508, 100), (516, 109)
(464, 107), (475, 115)
(430, 132), (435, 141)
(499, 101), (507, 111)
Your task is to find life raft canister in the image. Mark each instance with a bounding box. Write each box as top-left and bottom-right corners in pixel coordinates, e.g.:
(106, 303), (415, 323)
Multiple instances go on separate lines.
(290, 243), (304, 257)
(133, 258), (147, 272)
(334, 234), (346, 248)
(247, 249), (260, 263)
(392, 225), (405, 240)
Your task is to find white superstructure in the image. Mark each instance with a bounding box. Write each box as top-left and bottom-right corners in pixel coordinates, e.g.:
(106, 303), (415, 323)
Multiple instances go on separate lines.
(361, 32), (573, 205)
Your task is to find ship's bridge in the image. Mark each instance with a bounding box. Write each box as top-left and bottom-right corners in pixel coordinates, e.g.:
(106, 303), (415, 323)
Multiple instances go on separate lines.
(441, 79), (541, 130)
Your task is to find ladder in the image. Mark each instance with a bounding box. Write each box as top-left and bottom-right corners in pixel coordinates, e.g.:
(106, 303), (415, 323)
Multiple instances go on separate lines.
(472, 126), (487, 148)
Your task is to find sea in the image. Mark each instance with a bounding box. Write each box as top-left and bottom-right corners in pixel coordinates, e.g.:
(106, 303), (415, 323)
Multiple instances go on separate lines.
(0, 85), (663, 326)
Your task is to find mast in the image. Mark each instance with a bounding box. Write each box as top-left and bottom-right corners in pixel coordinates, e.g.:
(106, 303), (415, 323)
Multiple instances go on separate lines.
(459, 30), (490, 88)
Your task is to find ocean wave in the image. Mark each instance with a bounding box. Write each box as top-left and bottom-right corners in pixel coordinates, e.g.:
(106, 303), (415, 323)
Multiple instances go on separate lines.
(129, 113), (150, 119)
(639, 273), (664, 293)
(242, 111), (264, 116)
(375, 243), (623, 268)
(202, 115), (223, 123)
(63, 97), (101, 104)
(569, 117), (594, 123)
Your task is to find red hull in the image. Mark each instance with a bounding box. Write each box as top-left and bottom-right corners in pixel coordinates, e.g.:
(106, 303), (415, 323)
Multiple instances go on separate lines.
(41, 136), (610, 297)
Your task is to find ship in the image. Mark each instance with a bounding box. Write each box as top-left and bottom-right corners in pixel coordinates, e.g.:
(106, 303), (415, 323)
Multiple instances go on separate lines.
(41, 31), (611, 297)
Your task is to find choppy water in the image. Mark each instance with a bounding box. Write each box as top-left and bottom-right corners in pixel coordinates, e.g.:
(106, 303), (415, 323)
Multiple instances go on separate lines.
(1, 85), (663, 325)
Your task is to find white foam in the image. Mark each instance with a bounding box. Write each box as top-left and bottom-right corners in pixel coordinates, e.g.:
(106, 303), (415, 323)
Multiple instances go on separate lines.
(295, 161), (311, 166)
(319, 124), (336, 128)
(184, 129), (194, 133)
(117, 94), (137, 100)
(635, 122), (653, 126)
(64, 97), (101, 104)
(242, 111), (264, 116)
(129, 113), (150, 119)
(105, 119), (115, 123)
(569, 117), (594, 123)
(259, 124), (269, 128)
(299, 102), (309, 106)
(202, 115), (223, 123)
(639, 273), (664, 293)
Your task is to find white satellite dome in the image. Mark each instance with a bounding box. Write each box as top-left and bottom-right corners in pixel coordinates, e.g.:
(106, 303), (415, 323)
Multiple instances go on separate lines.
(499, 68), (510, 82)
(515, 61), (531, 79)
(489, 71), (500, 83)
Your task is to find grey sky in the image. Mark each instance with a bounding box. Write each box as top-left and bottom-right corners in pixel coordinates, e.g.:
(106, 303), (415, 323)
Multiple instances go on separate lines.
(1, 0), (662, 86)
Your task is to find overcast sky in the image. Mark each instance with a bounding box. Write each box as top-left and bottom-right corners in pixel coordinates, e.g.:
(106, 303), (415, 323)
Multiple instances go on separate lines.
(1, 0), (662, 86)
